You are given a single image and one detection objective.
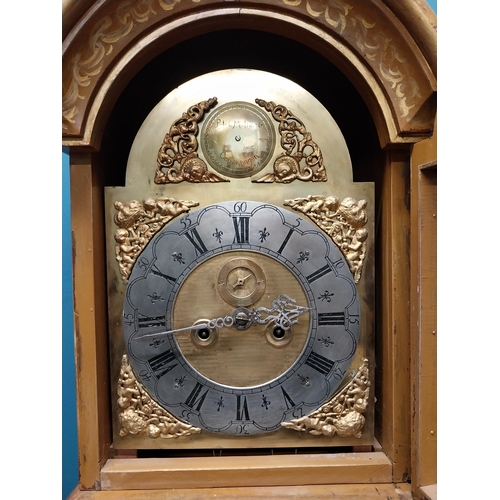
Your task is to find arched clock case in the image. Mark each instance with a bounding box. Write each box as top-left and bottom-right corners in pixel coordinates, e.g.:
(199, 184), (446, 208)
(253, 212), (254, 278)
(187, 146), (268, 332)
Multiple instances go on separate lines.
(64, 2), (437, 496)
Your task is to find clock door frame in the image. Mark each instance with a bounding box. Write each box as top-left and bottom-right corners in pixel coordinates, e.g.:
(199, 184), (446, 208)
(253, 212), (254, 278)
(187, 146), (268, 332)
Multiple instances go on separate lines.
(63, 1), (437, 498)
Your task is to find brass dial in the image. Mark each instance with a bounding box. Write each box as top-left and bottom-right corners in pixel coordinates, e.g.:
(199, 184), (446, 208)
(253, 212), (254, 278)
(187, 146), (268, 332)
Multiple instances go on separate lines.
(200, 101), (276, 178)
(123, 201), (360, 436)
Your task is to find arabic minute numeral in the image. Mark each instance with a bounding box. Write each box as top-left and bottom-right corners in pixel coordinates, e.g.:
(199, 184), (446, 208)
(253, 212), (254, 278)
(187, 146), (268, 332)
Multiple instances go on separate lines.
(333, 367), (347, 381)
(139, 369), (152, 382)
(123, 313), (134, 326)
(236, 424), (250, 435)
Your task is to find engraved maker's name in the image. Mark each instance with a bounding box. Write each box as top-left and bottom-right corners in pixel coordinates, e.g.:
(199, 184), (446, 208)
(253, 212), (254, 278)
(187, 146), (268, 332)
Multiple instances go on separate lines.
(215, 119), (264, 130)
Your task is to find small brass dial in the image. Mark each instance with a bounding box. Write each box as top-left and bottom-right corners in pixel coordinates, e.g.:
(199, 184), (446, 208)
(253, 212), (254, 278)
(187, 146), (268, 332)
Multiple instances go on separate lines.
(200, 101), (276, 178)
(217, 257), (266, 307)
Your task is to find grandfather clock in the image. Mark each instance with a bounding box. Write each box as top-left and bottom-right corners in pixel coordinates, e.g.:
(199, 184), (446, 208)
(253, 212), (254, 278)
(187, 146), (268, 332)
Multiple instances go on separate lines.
(63, 1), (437, 498)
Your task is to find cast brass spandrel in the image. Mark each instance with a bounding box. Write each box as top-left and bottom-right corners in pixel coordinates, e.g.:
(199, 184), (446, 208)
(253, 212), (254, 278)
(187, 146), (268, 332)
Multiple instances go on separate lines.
(113, 197), (199, 281)
(253, 99), (327, 183)
(284, 195), (368, 283)
(154, 97), (229, 184)
(281, 359), (370, 438)
(118, 354), (201, 439)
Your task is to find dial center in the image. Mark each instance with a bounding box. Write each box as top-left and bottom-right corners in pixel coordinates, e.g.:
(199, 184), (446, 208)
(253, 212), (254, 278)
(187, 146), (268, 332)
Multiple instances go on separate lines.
(173, 251), (310, 387)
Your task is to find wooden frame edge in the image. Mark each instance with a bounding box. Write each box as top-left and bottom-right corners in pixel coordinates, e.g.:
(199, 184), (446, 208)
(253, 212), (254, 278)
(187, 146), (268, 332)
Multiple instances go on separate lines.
(410, 131), (437, 495)
(69, 482), (412, 499)
(99, 452), (393, 490)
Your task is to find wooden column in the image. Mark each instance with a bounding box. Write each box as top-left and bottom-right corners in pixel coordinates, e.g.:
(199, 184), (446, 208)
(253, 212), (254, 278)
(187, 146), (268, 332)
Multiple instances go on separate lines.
(375, 148), (412, 481)
(410, 131), (437, 500)
(70, 153), (111, 490)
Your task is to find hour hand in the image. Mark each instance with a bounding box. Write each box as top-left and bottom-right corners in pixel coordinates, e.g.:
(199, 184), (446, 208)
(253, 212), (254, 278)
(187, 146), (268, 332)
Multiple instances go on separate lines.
(232, 273), (252, 290)
(253, 294), (310, 331)
(134, 315), (234, 341)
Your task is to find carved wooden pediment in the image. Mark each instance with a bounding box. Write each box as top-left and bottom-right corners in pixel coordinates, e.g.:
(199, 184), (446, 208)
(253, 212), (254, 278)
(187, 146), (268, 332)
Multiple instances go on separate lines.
(62, 0), (436, 148)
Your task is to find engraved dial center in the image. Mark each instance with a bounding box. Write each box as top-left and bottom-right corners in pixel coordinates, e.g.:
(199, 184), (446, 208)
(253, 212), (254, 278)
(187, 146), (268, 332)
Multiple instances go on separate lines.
(173, 251), (310, 387)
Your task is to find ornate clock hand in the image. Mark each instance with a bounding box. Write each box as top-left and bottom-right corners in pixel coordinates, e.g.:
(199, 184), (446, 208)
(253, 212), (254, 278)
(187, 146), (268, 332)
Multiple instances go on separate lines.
(252, 294), (310, 331)
(134, 315), (235, 341)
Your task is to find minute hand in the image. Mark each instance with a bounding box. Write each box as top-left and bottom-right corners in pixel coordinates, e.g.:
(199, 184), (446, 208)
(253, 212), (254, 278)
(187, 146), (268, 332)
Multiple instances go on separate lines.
(252, 294), (310, 331)
(134, 315), (234, 341)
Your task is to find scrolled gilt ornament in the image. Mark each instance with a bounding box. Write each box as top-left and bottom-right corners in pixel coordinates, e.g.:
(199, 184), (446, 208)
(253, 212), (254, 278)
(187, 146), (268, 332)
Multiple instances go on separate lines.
(118, 354), (201, 439)
(114, 197), (199, 281)
(284, 195), (368, 282)
(155, 98), (229, 184)
(253, 99), (327, 183)
(282, 359), (370, 438)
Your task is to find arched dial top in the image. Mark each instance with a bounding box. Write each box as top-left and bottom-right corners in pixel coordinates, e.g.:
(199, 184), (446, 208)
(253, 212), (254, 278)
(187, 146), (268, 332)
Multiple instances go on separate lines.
(123, 201), (360, 436)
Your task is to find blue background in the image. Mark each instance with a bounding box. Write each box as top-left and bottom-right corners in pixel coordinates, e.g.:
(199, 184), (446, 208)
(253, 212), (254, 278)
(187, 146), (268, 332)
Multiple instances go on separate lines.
(61, 1), (437, 497)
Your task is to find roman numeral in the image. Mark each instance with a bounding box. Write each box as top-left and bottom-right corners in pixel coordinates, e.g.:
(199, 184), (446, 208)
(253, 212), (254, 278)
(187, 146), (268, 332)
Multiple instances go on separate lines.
(281, 387), (296, 410)
(232, 216), (250, 244)
(150, 265), (176, 284)
(184, 382), (209, 412)
(277, 228), (294, 254)
(305, 351), (335, 376)
(147, 349), (176, 379)
(185, 228), (208, 255)
(138, 315), (166, 329)
(306, 264), (332, 283)
(236, 395), (250, 421)
(318, 312), (345, 326)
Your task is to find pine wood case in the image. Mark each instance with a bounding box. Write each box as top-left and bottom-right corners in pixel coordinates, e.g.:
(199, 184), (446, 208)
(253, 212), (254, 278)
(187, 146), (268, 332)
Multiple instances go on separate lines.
(64, 1), (437, 497)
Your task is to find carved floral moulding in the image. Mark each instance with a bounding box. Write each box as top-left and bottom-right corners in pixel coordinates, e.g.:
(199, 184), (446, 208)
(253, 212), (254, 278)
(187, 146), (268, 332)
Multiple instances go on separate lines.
(114, 197), (199, 281)
(253, 99), (327, 184)
(282, 358), (370, 438)
(62, 0), (436, 140)
(118, 354), (201, 439)
(154, 98), (229, 184)
(284, 195), (368, 283)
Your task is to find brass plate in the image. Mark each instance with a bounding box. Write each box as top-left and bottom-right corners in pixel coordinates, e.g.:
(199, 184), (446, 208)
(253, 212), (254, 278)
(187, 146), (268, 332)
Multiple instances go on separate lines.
(107, 69), (375, 448)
